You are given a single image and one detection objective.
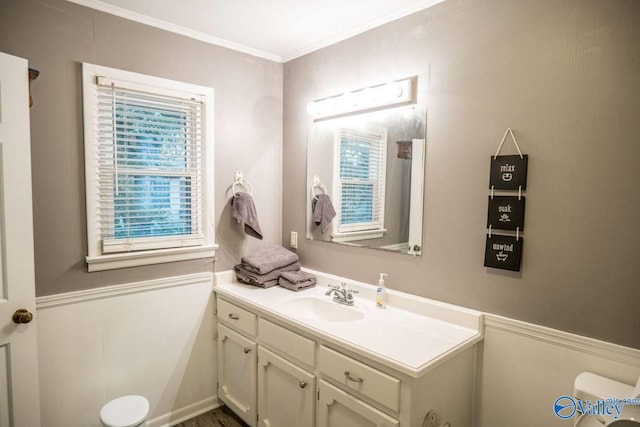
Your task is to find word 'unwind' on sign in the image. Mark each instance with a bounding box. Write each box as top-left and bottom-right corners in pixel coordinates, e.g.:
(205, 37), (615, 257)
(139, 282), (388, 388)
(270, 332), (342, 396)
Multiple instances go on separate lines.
(484, 234), (523, 271)
(489, 154), (528, 191)
(487, 196), (525, 231)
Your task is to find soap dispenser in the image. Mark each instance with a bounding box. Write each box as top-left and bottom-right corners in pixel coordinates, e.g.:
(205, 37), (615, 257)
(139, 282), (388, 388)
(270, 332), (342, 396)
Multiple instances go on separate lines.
(376, 273), (388, 308)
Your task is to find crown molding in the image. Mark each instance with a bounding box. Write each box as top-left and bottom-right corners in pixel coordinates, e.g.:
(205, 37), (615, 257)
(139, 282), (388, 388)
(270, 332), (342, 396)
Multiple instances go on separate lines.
(64, 0), (282, 62)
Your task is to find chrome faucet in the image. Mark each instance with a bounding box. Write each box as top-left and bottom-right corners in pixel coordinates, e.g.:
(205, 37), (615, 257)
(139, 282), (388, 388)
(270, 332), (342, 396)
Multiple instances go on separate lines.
(325, 282), (358, 306)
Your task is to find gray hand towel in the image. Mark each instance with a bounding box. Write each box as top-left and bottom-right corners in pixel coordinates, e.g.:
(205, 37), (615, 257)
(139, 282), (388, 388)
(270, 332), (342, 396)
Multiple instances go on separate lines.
(312, 194), (336, 233)
(278, 277), (316, 291)
(279, 270), (316, 284)
(241, 245), (299, 275)
(232, 193), (263, 239)
(278, 270), (317, 291)
(234, 261), (301, 288)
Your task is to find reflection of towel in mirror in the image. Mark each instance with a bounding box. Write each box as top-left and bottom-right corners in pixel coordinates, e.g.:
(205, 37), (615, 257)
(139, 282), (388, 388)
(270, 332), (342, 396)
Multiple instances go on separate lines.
(232, 192), (263, 239)
(312, 194), (336, 233)
(234, 261), (301, 288)
(278, 270), (316, 291)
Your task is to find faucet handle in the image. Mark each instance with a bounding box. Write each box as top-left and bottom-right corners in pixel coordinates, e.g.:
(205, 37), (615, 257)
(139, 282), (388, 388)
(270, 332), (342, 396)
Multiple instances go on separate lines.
(347, 288), (358, 294)
(328, 284), (340, 290)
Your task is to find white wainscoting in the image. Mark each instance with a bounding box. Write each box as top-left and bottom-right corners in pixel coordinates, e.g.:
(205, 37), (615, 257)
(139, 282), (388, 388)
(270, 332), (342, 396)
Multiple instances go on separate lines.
(477, 314), (640, 427)
(36, 272), (219, 427)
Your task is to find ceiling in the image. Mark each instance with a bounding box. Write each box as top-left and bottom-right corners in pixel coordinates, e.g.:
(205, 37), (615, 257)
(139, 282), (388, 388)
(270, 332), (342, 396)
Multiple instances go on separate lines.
(66, 0), (443, 62)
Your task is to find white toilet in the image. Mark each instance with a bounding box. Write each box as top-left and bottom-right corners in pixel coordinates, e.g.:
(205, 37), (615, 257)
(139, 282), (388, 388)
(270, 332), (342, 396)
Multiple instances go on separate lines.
(573, 372), (640, 427)
(99, 395), (150, 427)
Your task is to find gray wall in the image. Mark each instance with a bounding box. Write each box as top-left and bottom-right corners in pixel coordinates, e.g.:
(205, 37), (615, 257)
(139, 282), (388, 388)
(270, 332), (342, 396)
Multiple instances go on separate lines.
(0, 0), (283, 296)
(283, 0), (640, 348)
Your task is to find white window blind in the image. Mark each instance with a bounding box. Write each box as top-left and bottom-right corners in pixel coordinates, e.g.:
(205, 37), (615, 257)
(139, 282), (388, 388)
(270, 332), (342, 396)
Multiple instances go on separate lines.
(336, 127), (387, 233)
(95, 76), (205, 254)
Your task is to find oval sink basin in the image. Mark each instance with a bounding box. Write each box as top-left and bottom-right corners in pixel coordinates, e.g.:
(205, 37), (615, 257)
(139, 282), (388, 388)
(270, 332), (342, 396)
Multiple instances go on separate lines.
(284, 295), (367, 322)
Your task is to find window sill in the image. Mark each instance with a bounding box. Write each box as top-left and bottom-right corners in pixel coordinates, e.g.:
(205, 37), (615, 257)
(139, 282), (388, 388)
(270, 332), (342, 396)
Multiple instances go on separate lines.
(331, 229), (386, 243)
(86, 244), (218, 272)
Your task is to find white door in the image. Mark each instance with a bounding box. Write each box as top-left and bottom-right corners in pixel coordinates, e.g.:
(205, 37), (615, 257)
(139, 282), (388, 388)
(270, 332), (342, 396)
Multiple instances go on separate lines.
(0, 51), (41, 426)
(217, 323), (257, 427)
(407, 138), (425, 256)
(257, 347), (314, 427)
(317, 381), (399, 427)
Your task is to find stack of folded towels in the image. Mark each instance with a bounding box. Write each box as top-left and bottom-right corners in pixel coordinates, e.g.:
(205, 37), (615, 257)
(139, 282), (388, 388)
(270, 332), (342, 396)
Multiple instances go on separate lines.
(234, 245), (316, 291)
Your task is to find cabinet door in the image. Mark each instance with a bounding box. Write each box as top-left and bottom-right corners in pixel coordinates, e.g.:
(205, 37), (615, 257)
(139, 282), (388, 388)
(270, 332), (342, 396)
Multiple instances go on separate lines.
(317, 381), (399, 427)
(218, 324), (257, 427)
(257, 347), (315, 427)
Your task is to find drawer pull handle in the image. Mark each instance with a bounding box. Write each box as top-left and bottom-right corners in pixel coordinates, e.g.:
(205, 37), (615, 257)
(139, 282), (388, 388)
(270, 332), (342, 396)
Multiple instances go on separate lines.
(299, 381), (307, 389)
(344, 371), (363, 383)
(228, 313), (240, 320)
(243, 347), (251, 354)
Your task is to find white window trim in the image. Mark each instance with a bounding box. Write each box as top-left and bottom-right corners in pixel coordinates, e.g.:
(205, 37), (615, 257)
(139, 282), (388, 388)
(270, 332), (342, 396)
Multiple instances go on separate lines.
(82, 63), (217, 271)
(332, 124), (387, 242)
(330, 229), (387, 243)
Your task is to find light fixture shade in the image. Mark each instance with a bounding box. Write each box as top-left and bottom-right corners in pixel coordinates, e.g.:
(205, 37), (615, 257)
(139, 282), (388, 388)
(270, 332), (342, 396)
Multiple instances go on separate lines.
(307, 76), (417, 121)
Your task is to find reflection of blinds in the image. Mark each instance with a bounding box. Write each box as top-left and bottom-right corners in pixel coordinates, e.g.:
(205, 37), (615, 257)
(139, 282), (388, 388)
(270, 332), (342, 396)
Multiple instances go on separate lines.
(95, 77), (205, 253)
(337, 128), (386, 233)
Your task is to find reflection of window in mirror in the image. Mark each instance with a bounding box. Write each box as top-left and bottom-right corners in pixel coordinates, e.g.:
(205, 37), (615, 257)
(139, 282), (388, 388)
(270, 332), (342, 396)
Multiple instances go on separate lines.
(332, 125), (387, 242)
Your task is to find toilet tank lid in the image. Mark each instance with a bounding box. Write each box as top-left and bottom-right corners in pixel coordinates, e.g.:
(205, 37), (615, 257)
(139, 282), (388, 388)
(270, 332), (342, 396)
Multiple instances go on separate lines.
(100, 395), (149, 427)
(574, 372), (635, 401)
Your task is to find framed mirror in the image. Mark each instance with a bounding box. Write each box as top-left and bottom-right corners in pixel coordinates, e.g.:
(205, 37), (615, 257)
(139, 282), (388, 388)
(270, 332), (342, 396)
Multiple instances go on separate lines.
(306, 105), (426, 255)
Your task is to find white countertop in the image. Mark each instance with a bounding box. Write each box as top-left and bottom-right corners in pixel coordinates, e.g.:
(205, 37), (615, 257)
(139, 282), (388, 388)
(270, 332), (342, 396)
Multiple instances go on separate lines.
(214, 269), (484, 378)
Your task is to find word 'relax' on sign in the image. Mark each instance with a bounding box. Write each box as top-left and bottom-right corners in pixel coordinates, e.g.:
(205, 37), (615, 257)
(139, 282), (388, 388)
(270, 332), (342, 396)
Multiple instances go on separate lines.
(487, 196), (525, 231)
(489, 154), (528, 191)
(484, 234), (523, 272)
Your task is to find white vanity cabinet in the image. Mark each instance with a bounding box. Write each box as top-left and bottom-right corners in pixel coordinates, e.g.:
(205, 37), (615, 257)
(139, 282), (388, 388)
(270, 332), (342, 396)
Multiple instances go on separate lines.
(217, 298), (316, 427)
(215, 279), (482, 427)
(217, 298), (259, 426)
(217, 323), (257, 426)
(257, 347), (315, 427)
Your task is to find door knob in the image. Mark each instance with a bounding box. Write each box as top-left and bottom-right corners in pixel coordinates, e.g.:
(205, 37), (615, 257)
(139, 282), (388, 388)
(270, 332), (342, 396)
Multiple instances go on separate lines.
(13, 309), (33, 324)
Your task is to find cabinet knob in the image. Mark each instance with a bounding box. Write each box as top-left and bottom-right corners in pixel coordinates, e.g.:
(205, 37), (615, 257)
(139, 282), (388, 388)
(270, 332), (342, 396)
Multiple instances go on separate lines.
(344, 371), (364, 383)
(243, 347), (251, 354)
(299, 381), (307, 389)
(228, 313), (240, 320)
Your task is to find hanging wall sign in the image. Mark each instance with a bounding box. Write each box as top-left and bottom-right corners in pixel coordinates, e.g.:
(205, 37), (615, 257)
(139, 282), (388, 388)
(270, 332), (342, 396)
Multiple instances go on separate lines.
(484, 234), (523, 271)
(487, 196), (525, 231)
(489, 154), (528, 190)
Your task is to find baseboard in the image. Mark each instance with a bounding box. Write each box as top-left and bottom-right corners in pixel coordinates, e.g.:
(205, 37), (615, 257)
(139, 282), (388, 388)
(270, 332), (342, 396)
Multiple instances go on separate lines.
(147, 396), (221, 427)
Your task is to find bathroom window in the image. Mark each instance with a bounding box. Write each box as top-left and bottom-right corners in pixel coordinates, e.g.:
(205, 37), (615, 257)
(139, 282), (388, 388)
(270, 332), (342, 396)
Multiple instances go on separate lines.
(82, 63), (216, 271)
(332, 126), (387, 242)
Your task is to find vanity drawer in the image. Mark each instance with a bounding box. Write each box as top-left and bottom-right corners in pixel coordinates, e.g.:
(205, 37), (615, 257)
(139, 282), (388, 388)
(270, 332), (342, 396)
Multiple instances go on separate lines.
(318, 345), (400, 413)
(217, 298), (257, 337)
(259, 318), (316, 367)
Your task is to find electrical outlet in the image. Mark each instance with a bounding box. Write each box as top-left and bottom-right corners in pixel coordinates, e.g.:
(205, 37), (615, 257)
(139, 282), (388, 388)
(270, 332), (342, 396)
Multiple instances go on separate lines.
(290, 231), (298, 249)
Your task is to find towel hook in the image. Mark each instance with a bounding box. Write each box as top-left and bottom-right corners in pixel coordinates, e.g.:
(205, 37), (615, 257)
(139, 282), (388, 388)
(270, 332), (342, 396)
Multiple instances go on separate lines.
(311, 175), (327, 200)
(233, 171), (252, 196)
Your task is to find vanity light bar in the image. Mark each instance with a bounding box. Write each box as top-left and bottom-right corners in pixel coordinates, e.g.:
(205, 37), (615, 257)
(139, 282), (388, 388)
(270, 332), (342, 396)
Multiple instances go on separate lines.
(306, 76), (417, 121)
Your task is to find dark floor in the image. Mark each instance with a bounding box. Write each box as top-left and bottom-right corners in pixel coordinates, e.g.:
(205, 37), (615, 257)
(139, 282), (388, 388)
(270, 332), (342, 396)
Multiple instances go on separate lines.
(174, 405), (249, 427)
